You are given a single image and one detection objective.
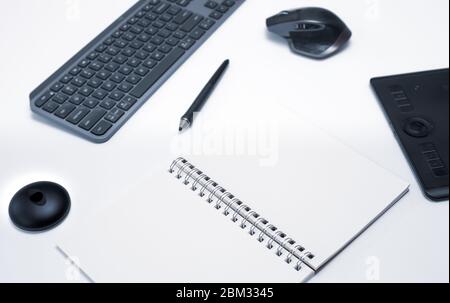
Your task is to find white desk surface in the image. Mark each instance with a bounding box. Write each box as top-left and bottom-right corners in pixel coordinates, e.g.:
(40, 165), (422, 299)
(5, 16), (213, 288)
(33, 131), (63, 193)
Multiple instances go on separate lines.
(0, 0), (448, 283)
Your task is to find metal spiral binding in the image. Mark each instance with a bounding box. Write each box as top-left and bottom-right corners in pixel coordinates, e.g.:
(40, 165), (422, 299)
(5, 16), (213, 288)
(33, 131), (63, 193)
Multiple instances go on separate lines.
(168, 157), (316, 273)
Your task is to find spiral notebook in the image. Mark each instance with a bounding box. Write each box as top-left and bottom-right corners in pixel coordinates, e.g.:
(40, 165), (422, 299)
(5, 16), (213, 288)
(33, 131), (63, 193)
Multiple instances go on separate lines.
(58, 104), (409, 282)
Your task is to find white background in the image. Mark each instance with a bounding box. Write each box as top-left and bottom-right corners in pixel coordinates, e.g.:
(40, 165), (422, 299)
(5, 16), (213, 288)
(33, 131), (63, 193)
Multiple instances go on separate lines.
(0, 0), (448, 282)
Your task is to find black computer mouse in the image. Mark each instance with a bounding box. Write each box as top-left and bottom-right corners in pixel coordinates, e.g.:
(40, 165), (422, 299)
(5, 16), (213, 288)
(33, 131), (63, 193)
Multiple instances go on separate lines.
(266, 7), (352, 59)
(9, 181), (71, 232)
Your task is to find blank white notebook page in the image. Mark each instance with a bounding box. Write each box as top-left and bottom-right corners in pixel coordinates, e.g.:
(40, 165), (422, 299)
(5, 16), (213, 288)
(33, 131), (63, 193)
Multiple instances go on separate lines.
(171, 103), (410, 271)
(59, 102), (408, 281)
(60, 166), (314, 282)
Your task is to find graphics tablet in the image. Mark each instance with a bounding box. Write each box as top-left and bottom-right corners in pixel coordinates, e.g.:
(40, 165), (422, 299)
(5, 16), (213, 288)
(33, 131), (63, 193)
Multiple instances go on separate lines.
(371, 69), (449, 201)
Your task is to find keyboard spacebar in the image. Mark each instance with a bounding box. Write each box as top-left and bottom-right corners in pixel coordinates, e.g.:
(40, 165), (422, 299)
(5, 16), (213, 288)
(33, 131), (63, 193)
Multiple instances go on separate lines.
(130, 48), (185, 98)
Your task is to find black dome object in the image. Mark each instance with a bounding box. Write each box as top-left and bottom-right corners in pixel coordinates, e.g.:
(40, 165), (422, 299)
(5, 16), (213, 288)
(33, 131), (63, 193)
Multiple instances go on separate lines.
(267, 7), (352, 59)
(9, 181), (71, 232)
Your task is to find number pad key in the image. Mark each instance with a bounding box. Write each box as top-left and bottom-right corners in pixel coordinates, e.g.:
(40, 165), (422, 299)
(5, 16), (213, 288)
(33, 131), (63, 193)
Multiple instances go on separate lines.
(91, 120), (113, 136)
(105, 108), (125, 123)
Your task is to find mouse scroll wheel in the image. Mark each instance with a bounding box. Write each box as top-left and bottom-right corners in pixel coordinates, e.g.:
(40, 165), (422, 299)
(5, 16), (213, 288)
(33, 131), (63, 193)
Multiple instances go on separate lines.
(297, 23), (324, 31)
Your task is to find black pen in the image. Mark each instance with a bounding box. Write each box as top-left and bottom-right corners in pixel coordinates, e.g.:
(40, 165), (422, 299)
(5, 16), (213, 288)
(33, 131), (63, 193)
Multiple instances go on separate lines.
(179, 59), (230, 132)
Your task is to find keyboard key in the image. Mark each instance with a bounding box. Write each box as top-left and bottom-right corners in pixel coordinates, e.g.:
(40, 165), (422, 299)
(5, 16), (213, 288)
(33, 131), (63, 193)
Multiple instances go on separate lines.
(189, 28), (205, 40)
(79, 86), (94, 97)
(114, 40), (128, 49)
(179, 38), (195, 50)
(130, 26), (143, 34)
(199, 19), (215, 30)
(105, 62), (120, 72)
(158, 44), (173, 53)
(105, 108), (125, 123)
(150, 36), (164, 45)
(119, 66), (133, 75)
(143, 44), (156, 53)
(124, 32), (137, 42)
(104, 37), (115, 45)
(55, 103), (76, 119)
(71, 77), (86, 87)
(143, 4), (153, 11)
(102, 81), (117, 91)
(130, 47), (185, 98)
(96, 44), (108, 53)
(180, 15), (203, 32)
(153, 21), (165, 29)
(205, 1), (218, 9)
(62, 85), (77, 95)
(98, 54), (112, 63)
(91, 120), (113, 136)
(136, 50), (150, 60)
(166, 37), (180, 46)
(100, 99), (116, 110)
(92, 89), (108, 100)
(106, 47), (120, 56)
(158, 29), (171, 38)
(60, 75), (73, 84)
(113, 54), (128, 64)
(67, 107), (90, 124)
(173, 11), (192, 25)
(53, 94), (69, 104)
(87, 78), (103, 88)
(78, 59), (90, 68)
(166, 23), (178, 31)
(128, 17), (139, 25)
(145, 13), (158, 22)
(81, 69), (95, 79)
(143, 59), (157, 69)
(35, 91), (55, 107)
(151, 51), (165, 61)
(87, 52), (99, 60)
(118, 82), (133, 92)
(135, 10), (147, 18)
(167, 6), (181, 15)
(130, 41), (144, 49)
(216, 5), (229, 13)
(210, 11), (222, 20)
(127, 58), (142, 68)
(111, 73), (125, 83)
(173, 30), (186, 39)
(51, 82), (64, 92)
(110, 91), (125, 101)
(42, 101), (60, 113)
(122, 48), (136, 57)
(97, 70), (111, 80)
(135, 67), (150, 76)
(153, 2), (170, 14)
(69, 95), (85, 105)
(79, 109), (107, 131)
(138, 18), (152, 28)
(177, 0), (190, 7)
(126, 75), (142, 85)
(138, 33), (151, 42)
(83, 98), (100, 108)
(69, 66), (82, 76)
(223, 0), (235, 7)
(117, 97), (137, 111)
(145, 27), (159, 35)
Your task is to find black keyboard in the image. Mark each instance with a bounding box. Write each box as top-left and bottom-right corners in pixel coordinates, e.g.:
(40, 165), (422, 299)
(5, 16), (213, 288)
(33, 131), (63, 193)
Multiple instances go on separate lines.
(30, 0), (244, 143)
